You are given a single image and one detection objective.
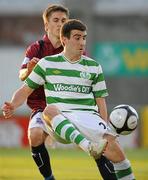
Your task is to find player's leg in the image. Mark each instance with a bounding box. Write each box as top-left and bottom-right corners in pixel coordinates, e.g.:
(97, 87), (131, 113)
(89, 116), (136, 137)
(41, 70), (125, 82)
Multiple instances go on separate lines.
(66, 111), (117, 180)
(43, 105), (107, 156)
(95, 156), (117, 180)
(77, 112), (134, 180)
(28, 111), (55, 180)
(104, 134), (135, 180)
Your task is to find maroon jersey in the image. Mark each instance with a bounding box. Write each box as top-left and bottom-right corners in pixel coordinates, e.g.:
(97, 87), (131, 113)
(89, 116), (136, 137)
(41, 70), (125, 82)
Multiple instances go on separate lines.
(21, 34), (63, 112)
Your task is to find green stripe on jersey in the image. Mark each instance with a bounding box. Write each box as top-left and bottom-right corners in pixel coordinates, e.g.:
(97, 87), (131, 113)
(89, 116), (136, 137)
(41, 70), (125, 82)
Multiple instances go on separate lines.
(93, 73), (105, 84)
(80, 58), (98, 67)
(25, 78), (40, 89)
(66, 108), (98, 112)
(45, 55), (99, 67)
(93, 89), (108, 98)
(45, 55), (65, 62)
(46, 68), (95, 79)
(46, 96), (96, 106)
(97, 73), (105, 81)
(34, 64), (46, 81)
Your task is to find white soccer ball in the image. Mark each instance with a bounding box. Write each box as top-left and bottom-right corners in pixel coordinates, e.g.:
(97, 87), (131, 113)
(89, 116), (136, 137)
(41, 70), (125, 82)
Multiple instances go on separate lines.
(109, 104), (138, 135)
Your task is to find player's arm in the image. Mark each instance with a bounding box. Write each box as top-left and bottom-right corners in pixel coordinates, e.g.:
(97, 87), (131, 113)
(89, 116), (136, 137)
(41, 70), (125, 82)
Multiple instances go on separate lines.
(2, 84), (33, 118)
(93, 64), (109, 122)
(19, 57), (40, 81)
(96, 97), (108, 123)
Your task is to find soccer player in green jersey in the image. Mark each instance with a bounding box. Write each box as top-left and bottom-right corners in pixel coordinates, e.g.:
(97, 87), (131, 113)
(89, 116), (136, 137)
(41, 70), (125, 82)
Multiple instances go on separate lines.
(2, 19), (135, 179)
(19, 4), (117, 180)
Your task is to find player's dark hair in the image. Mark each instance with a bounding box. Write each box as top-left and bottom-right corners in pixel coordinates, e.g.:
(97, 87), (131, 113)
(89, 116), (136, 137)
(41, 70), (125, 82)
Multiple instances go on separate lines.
(60, 19), (87, 39)
(43, 4), (69, 23)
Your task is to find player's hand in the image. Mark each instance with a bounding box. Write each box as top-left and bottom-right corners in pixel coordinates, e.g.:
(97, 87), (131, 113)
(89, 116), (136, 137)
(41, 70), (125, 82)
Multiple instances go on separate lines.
(27, 57), (40, 73)
(1, 102), (14, 119)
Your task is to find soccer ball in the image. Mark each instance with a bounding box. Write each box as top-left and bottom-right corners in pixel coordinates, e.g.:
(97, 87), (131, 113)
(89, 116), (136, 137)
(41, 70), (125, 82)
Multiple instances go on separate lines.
(109, 104), (138, 135)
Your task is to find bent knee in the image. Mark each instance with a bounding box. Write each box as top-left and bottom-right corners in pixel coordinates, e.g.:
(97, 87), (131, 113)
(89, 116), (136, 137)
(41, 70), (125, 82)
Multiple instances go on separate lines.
(28, 128), (46, 146)
(43, 105), (60, 124)
(103, 134), (126, 162)
(103, 133), (117, 142)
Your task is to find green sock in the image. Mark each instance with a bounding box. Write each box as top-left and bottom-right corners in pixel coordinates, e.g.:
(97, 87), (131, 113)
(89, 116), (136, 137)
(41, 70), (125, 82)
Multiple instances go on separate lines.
(51, 114), (90, 152)
(113, 159), (135, 180)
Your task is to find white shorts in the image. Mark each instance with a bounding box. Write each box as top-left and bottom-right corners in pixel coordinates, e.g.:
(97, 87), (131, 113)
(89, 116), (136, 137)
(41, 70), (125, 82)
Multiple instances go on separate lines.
(28, 111), (53, 136)
(62, 111), (112, 143)
(29, 111), (113, 143)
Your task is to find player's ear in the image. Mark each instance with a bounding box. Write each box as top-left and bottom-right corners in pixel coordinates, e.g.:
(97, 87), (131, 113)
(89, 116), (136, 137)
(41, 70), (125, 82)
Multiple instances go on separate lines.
(44, 22), (48, 32)
(60, 35), (66, 47)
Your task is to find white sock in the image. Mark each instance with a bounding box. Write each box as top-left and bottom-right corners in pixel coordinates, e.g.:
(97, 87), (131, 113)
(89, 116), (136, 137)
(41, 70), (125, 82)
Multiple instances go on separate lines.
(113, 159), (135, 180)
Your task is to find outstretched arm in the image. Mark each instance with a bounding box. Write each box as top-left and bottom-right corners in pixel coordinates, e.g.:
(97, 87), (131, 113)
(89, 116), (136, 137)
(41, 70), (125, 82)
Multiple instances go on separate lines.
(2, 84), (33, 118)
(96, 97), (108, 123)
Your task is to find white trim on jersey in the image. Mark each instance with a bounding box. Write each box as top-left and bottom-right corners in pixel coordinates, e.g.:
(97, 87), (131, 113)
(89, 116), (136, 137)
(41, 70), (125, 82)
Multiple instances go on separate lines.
(22, 57), (30, 65)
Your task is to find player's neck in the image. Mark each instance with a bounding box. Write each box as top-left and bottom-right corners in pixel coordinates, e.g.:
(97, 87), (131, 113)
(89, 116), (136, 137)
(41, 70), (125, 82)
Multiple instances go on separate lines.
(63, 51), (81, 62)
(48, 34), (61, 48)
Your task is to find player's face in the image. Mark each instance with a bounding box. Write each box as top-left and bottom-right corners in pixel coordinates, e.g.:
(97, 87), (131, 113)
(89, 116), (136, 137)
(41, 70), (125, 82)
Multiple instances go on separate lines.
(45, 11), (68, 39)
(63, 30), (87, 57)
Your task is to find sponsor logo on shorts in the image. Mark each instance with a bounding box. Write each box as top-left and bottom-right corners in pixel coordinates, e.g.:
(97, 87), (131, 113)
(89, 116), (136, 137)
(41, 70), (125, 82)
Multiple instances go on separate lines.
(36, 118), (43, 125)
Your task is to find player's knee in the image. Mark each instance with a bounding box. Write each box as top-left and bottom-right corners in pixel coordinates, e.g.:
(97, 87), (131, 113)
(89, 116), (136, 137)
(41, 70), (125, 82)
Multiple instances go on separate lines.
(103, 133), (116, 142)
(28, 127), (45, 146)
(43, 105), (60, 124)
(103, 134), (126, 163)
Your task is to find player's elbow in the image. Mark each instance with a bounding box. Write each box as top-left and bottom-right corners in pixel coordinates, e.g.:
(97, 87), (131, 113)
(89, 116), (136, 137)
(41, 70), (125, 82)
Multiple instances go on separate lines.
(19, 74), (25, 81)
(19, 69), (28, 81)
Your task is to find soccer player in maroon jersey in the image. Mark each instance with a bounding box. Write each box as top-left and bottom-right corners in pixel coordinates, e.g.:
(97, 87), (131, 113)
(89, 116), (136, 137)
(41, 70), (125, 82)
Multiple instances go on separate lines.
(19, 5), (69, 180)
(19, 4), (117, 180)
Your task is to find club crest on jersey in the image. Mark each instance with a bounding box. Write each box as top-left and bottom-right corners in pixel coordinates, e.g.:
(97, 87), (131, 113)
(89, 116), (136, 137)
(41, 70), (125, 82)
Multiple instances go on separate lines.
(80, 71), (91, 80)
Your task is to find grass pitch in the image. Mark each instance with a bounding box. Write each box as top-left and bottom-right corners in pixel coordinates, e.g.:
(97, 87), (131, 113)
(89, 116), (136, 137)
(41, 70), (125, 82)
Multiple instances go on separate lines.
(0, 147), (147, 180)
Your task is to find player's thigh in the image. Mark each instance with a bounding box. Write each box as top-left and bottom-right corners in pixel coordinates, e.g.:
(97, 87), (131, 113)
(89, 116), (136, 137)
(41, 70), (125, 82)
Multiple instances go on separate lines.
(63, 111), (108, 143)
(28, 127), (47, 145)
(28, 112), (53, 143)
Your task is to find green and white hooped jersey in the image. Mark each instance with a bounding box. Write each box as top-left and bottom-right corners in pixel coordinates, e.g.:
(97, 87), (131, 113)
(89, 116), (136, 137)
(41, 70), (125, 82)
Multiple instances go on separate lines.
(25, 53), (108, 112)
